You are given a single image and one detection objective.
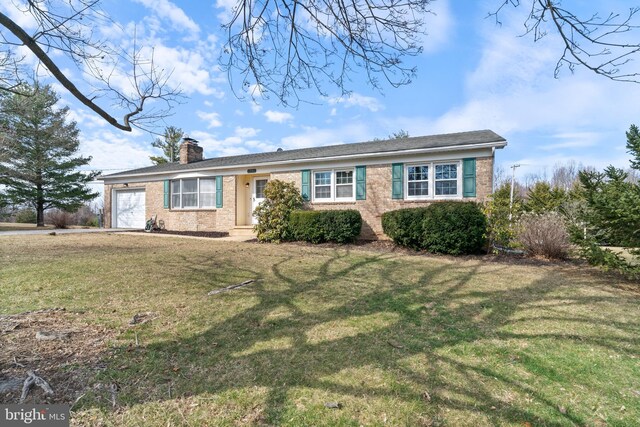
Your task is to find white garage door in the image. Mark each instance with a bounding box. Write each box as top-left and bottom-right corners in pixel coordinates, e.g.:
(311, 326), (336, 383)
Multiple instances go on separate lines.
(115, 189), (146, 228)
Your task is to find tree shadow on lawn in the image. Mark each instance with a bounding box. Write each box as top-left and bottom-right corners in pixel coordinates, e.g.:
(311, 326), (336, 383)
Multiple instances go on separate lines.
(85, 249), (640, 425)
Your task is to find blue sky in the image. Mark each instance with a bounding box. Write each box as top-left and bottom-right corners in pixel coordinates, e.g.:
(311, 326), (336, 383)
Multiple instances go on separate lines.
(4, 0), (640, 194)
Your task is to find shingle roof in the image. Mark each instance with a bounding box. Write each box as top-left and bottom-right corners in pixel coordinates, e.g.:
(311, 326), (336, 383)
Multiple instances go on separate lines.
(102, 129), (506, 179)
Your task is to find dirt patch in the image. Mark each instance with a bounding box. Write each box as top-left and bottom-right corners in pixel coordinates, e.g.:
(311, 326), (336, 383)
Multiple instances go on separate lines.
(133, 229), (229, 238)
(0, 308), (114, 405)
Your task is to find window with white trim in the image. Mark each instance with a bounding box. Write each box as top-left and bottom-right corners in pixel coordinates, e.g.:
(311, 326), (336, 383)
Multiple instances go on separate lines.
(313, 169), (355, 201)
(335, 170), (354, 199)
(171, 178), (216, 209)
(405, 162), (461, 200)
(435, 164), (458, 196)
(407, 165), (429, 197)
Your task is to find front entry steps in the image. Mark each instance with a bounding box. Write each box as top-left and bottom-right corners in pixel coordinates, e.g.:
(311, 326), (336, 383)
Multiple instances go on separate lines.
(229, 226), (256, 237)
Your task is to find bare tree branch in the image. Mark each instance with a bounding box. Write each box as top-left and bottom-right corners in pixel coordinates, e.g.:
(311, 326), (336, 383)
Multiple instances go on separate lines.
(220, 0), (433, 106)
(0, 1), (182, 131)
(491, 1), (640, 83)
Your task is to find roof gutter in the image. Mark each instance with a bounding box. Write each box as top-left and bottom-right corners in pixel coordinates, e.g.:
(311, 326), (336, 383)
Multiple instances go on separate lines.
(100, 140), (507, 181)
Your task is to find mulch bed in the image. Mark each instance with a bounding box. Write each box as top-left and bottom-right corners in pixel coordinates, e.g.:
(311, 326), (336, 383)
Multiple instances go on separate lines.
(0, 308), (115, 405)
(133, 229), (229, 238)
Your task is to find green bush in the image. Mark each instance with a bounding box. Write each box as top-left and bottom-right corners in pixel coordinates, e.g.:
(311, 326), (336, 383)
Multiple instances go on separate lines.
(381, 207), (429, 250)
(290, 210), (362, 243)
(15, 209), (36, 224)
(254, 180), (304, 243)
(422, 202), (487, 255)
(579, 239), (640, 280)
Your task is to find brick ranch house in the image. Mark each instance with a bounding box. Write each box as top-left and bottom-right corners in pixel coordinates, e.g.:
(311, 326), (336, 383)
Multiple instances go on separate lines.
(101, 129), (507, 239)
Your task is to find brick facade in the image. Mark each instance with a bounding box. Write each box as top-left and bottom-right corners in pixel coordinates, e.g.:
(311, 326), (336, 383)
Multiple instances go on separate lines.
(104, 176), (236, 231)
(104, 157), (493, 239)
(271, 157), (493, 239)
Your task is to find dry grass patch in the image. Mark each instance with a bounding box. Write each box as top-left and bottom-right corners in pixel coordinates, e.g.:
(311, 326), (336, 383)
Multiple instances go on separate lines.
(0, 233), (638, 426)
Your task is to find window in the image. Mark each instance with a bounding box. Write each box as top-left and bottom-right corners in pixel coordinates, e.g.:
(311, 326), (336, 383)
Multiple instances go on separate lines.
(435, 164), (458, 196)
(171, 178), (217, 209)
(314, 171), (332, 200)
(335, 170), (353, 199)
(313, 169), (355, 201)
(199, 178), (216, 208)
(405, 162), (460, 200)
(407, 165), (429, 197)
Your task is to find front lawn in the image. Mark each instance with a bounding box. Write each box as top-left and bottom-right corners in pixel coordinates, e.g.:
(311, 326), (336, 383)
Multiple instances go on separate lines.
(1, 234), (638, 426)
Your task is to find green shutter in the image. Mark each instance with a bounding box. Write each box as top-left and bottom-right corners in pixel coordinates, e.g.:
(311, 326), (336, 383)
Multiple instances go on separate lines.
(163, 180), (170, 209)
(215, 176), (223, 208)
(463, 158), (476, 198)
(392, 163), (404, 199)
(355, 165), (366, 200)
(301, 170), (311, 201)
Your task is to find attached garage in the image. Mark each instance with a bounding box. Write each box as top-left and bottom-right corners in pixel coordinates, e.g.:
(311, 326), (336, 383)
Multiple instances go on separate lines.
(114, 189), (146, 228)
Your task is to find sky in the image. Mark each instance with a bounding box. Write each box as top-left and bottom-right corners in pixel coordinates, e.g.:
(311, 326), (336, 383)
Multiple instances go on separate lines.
(3, 0), (640, 197)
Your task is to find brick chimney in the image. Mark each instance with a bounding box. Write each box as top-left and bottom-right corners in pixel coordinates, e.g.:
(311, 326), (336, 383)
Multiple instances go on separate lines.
(179, 137), (203, 164)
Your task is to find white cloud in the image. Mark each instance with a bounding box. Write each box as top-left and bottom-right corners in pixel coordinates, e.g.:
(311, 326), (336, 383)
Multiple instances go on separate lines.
(264, 110), (294, 123)
(235, 127), (260, 138)
(329, 93), (383, 112)
(420, 0), (454, 53)
(538, 132), (600, 151)
(197, 111), (223, 128)
(134, 0), (200, 35)
(280, 123), (373, 149)
(80, 131), (155, 172)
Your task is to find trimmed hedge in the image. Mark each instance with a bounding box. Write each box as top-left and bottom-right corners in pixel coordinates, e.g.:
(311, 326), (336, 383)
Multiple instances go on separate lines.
(421, 202), (487, 255)
(290, 209), (362, 243)
(382, 202), (487, 255)
(381, 207), (429, 250)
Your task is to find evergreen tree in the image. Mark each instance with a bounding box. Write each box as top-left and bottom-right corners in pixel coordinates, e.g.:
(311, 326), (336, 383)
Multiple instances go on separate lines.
(578, 125), (640, 247)
(626, 124), (640, 171)
(150, 126), (184, 164)
(525, 181), (567, 214)
(0, 83), (98, 227)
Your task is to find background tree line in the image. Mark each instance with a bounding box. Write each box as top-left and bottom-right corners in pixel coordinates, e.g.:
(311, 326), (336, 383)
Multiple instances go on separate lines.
(486, 126), (640, 277)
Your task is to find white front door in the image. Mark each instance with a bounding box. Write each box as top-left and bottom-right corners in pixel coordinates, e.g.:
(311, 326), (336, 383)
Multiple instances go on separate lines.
(251, 178), (268, 224)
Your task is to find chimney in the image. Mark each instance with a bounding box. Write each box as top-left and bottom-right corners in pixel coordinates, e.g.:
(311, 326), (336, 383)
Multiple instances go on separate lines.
(179, 137), (203, 164)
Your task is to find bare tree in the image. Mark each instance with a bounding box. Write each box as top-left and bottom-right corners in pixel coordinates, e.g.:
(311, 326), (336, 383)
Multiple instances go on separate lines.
(0, 1), (182, 132)
(221, 0), (433, 105)
(492, 1), (640, 83)
(550, 160), (581, 191)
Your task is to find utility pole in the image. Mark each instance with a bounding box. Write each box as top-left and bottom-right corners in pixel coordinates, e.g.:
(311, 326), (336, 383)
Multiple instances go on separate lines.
(509, 163), (521, 221)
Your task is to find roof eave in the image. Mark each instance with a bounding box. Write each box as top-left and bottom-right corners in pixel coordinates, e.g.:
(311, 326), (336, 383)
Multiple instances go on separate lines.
(99, 140), (507, 181)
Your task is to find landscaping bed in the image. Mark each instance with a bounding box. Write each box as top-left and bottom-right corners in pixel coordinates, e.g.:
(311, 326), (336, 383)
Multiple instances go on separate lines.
(133, 229), (229, 238)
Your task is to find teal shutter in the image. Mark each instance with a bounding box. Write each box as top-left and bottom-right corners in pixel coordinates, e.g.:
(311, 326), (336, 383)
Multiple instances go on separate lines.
(355, 166), (366, 200)
(391, 163), (404, 199)
(301, 170), (311, 201)
(215, 176), (223, 208)
(163, 180), (170, 208)
(463, 158), (476, 198)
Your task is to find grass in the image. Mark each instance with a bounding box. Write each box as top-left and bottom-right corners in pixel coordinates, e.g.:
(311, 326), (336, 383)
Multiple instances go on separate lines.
(0, 222), (54, 231)
(1, 233), (639, 426)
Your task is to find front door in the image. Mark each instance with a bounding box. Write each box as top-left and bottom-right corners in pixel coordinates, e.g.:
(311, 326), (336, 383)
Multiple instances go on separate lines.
(251, 178), (268, 224)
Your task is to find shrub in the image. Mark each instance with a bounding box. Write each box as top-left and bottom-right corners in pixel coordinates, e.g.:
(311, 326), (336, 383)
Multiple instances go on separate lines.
(483, 183), (524, 250)
(15, 209), (36, 224)
(85, 216), (99, 227)
(290, 210), (362, 243)
(517, 212), (570, 259)
(254, 180), (304, 243)
(422, 202), (487, 255)
(381, 207), (429, 250)
(578, 239), (640, 280)
(46, 209), (72, 229)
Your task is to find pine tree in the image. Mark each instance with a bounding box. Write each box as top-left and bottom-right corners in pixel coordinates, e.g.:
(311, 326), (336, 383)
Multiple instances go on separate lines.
(150, 126), (184, 164)
(0, 83), (98, 227)
(626, 124), (640, 171)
